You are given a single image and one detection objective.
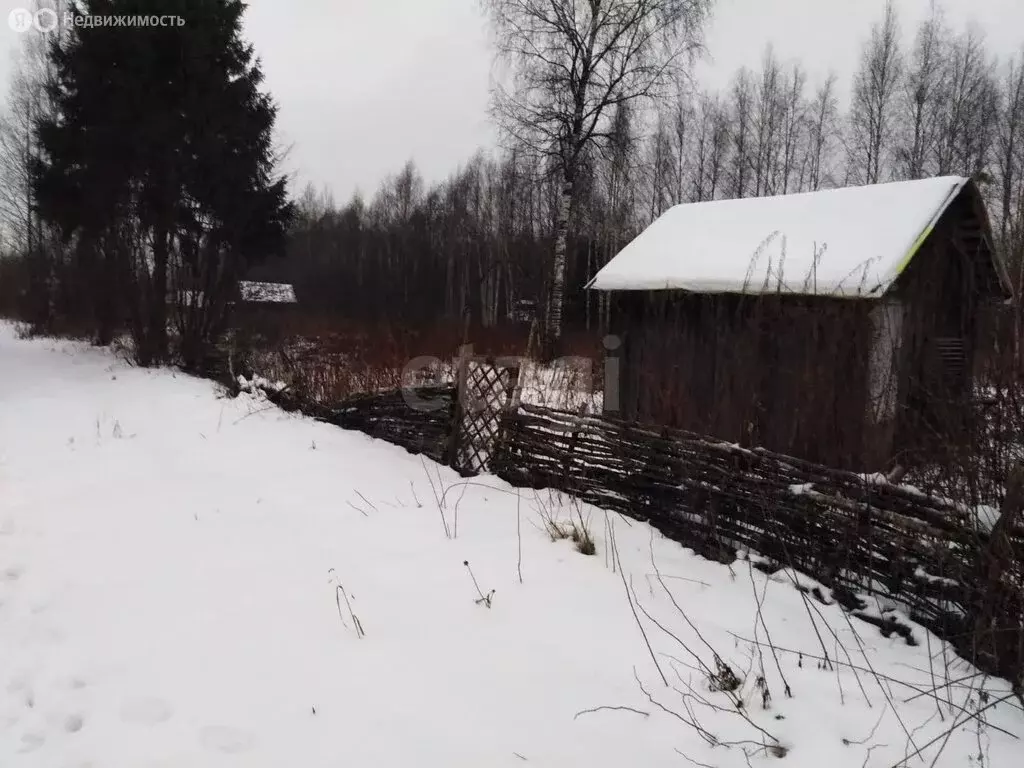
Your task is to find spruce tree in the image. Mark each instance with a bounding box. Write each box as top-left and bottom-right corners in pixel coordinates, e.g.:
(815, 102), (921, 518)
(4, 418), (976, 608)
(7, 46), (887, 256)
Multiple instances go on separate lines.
(34, 0), (292, 363)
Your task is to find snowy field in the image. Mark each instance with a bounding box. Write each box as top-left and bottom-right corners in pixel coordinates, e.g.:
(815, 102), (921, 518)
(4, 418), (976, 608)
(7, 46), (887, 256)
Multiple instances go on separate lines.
(1, 321), (1021, 767)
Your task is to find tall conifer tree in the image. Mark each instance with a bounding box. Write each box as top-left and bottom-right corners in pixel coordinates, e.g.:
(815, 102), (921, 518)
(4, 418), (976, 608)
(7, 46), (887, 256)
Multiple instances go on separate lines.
(34, 0), (292, 362)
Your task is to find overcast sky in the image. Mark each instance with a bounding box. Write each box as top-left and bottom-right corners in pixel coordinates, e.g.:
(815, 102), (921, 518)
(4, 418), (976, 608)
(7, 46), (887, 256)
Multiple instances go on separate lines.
(2, 0), (1023, 202)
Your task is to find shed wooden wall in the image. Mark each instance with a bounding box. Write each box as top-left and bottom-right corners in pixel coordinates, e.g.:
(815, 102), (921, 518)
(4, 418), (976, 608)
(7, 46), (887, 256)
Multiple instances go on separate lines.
(889, 186), (1001, 463)
(612, 292), (878, 468)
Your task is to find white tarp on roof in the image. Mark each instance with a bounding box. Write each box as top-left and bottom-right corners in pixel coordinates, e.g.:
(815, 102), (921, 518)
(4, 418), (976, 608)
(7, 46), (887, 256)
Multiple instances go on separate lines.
(239, 280), (297, 304)
(589, 176), (970, 297)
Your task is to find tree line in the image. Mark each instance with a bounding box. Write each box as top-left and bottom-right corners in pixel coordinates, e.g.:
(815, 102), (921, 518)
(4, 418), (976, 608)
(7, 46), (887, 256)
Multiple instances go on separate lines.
(0, 0), (291, 366)
(2, 1), (1023, 361)
(280, 1), (1024, 344)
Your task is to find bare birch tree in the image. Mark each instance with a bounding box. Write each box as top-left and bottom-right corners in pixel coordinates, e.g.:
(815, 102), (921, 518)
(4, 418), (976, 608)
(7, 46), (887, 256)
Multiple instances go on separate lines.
(727, 67), (755, 198)
(895, 5), (947, 180)
(482, 0), (713, 355)
(692, 91), (727, 201)
(594, 101), (638, 327)
(805, 74), (839, 190)
(0, 2), (65, 252)
(752, 47), (783, 196)
(0, 0), (68, 327)
(669, 87), (694, 204)
(934, 26), (998, 178)
(848, 1), (904, 184)
(647, 109), (676, 219)
(995, 53), (1024, 296)
(778, 63), (808, 193)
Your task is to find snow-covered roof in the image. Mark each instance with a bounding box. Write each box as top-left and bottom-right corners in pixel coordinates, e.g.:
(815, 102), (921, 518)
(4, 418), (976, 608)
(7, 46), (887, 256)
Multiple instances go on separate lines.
(589, 176), (976, 297)
(238, 281), (297, 304)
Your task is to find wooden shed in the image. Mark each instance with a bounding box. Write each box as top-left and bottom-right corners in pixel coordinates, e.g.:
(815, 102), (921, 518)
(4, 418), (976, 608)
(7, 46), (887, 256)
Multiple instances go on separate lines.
(228, 280), (299, 343)
(589, 176), (1010, 470)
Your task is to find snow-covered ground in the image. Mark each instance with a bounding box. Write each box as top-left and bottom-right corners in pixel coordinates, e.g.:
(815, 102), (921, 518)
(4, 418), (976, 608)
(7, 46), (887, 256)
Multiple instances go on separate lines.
(1, 321), (1021, 767)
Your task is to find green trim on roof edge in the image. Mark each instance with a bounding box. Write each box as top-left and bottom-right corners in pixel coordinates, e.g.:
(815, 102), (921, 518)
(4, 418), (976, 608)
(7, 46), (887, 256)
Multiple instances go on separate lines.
(894, 224), (935, 280)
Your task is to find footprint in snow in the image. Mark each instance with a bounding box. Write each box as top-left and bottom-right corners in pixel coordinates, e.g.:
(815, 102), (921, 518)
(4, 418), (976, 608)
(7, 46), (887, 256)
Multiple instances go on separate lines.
(5, 677), (37, 710)
(199, 725), (255, 754)
(1, 566), (24, 583)
(18, 730), (46, 753)
(120, 697), (173, 726)
(43, 708), (86, 734)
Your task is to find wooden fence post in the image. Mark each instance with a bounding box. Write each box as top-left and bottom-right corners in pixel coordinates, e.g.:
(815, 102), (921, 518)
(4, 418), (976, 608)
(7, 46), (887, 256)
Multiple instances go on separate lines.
(447, 345), (470, 471)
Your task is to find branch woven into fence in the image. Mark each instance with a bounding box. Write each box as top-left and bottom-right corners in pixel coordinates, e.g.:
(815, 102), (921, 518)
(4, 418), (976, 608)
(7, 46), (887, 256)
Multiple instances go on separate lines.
(329, 385), (456, 464)
(491, 403), (1024, 685)
(201, 346), (1023, 686)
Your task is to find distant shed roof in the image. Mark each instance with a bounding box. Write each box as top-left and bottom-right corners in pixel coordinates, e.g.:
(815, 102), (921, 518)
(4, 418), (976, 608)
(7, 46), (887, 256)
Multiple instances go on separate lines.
(239, 281), (297, 304)
(589, 176), (984, 297)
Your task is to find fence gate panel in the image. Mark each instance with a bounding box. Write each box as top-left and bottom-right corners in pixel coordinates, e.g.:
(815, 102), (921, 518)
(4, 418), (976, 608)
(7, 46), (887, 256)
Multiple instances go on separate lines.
(450, 357), (520, 476)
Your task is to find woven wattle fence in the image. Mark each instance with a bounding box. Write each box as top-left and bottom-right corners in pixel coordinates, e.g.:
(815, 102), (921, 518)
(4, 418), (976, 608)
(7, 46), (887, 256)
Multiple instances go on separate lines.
(328, 385), (456, 464)
(202, 348), (1024, 685)
(491, 403), (1024, 684)
(199, 348), (458, 464)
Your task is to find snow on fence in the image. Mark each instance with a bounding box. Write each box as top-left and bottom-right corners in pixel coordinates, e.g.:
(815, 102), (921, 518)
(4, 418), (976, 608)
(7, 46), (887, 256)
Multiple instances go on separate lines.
(238, 377), (458, 465)
(204, 354), (1024, 686)
(490, 403), (1024, 686)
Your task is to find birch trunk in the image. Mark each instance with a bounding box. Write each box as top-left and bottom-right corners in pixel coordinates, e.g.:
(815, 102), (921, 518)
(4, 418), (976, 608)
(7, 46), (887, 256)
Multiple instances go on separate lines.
(544, 177), (572, 359)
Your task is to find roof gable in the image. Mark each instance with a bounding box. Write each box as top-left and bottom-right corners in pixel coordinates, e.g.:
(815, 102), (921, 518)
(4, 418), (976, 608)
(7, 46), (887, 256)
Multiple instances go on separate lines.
(589, 176), (979, 297)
